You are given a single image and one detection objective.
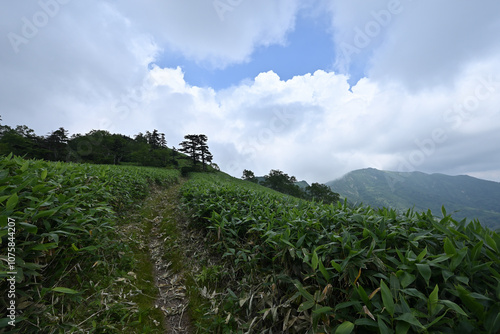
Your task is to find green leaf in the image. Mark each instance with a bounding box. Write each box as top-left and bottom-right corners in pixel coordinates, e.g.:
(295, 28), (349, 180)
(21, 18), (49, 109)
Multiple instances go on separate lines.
(356, 285), (370, 306)
(79, 246), (99, 252)
(485, 234), (498, 253)
(395, 321), (411, 334)
(331, 260), (342, 273)
(428, 284), (439, 316)
(402, 288), (426, 300)
(398, 271), (416, 288)
(311, 250), (319, 270)
(485, 310), (500, 333)
(395, 248), (405, 263)
(456, 285), (484, 319)
(32, 184), (52, 193)
(293, 281), (314, 302)
(455, 276), (469, 285)
(335, 301), (361, 311)
(362, 228), (370, 238)
(469, 293), (492, 301)
(313, 306), (334, 315)
(450, 248), (468, 271)
(380, 280), (395, 317)
(471, 240), (483, 261)
(335, 321), (354, 334)
(19, 222), (38, 234)
(52, 287), (79, 294)
(377, 315), (393, 334)
(441, 205), (447, 217)
(0, 195), (11, 204)
(281, 239), (294, 248)
(390, 273), (400, 297)
(298, 300), (315, 312)
(440, 300), (468, 317)
(46, 233), (59, 243)
(441, 270), (454, 282)
(20, 161), (29, 172)
(33, 208), (59, 220)
(355, 318), (378, 327)
(443, 237), (456, 256)
(424, 309), (449, 330)
(0, 317), (13, 327)
(416, 263), (431, 286)
(296, 234), (306, 247)
(416, 247), (427, 262)
(6, 193), (18, 211)
(32, 243), (58, 251)
(396, 313), (424, 329)
(318, 259), (330, 281)
(41, 169), (48, 180)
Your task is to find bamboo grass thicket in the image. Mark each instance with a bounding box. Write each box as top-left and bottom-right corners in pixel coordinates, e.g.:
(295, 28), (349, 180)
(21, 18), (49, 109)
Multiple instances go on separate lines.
(0, 155), (180, 332)
(182, 172), (500, 333)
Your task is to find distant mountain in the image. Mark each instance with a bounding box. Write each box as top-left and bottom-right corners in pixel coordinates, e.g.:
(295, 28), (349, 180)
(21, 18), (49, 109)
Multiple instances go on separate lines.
(294, 180), (310, 190)
(326, 168), (500, 230)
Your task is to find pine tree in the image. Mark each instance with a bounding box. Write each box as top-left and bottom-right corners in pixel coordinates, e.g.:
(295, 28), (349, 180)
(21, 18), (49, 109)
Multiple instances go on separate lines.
(178, 134), (213, 170)
(197, 134), (213, 170)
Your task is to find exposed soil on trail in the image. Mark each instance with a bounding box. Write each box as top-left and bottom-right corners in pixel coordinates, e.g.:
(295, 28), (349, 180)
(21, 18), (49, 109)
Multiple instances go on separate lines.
(147, 182), (193, 333)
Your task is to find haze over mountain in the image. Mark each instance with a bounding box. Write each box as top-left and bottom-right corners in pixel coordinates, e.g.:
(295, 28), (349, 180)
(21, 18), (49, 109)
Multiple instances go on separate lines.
(326, 168), (500, 230)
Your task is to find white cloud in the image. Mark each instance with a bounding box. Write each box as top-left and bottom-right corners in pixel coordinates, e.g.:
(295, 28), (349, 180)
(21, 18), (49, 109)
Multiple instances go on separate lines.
(0, 1), (160, 135)
(116, 0), (300, 68)
(368, 1), (500, 90)
(329, 0), (500, 90)
(1, 1), (500, 185)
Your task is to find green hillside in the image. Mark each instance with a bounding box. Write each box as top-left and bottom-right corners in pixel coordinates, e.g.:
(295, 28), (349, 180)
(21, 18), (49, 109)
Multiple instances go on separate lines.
(181, 172), (500, 333)
(326, 168), (500, 230)
(2, 158), (500, 333)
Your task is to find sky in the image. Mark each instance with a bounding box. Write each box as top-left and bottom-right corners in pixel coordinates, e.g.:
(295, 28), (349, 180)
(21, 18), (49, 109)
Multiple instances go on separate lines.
(1, 0), (500, 184)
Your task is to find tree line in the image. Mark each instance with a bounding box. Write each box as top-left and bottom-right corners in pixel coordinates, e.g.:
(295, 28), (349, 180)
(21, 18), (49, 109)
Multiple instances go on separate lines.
(0, 116), (214, 171)
(1, 117), (336, 202)
(242, 169), (340, 204)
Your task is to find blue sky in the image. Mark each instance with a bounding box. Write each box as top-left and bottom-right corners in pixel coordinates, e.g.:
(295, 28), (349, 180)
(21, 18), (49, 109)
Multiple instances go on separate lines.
(1, 0), (500, 183)
(158, 11), (339, 90)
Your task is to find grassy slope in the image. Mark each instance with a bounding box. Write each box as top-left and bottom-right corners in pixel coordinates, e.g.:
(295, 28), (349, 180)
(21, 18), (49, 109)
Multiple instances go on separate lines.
(0, 156), (180, 332)
(180, 171), (500, 333)
(3, 159), (500, 333)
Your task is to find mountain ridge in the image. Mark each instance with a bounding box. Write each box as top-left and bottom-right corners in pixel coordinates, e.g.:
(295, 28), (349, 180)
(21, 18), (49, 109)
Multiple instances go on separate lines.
(326, 168), (500, 230)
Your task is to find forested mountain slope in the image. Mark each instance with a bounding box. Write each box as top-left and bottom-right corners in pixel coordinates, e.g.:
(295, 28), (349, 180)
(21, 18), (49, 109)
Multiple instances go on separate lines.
(326, 168), (500, 230)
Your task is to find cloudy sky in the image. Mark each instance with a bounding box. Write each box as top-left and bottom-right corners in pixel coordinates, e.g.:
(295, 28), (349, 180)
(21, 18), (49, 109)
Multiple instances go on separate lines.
(2, 0), (500, 183)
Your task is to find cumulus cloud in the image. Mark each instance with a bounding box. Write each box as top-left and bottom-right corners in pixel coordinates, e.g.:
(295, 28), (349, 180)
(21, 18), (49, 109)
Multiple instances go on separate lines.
(116, 0), (300, 68)
(0, 0), (302, 131)
(127, 64), (499, 183)
(1, 1), (500, 184)
(329, 0), (500, 90)
(368, 1), (500, 90)
(0, 1), (159, 135)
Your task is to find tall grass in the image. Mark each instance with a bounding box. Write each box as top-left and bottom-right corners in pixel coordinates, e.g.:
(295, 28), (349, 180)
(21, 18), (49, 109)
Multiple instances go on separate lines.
(0, 155), (179, 332)
(182, 172), (500, 333)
